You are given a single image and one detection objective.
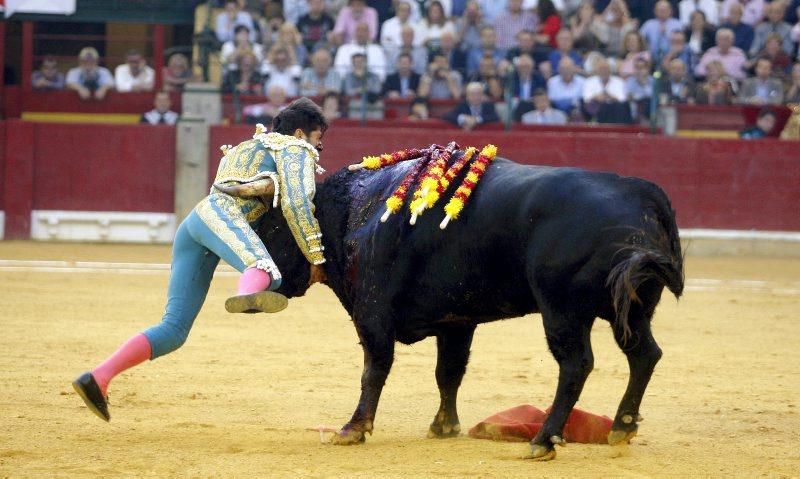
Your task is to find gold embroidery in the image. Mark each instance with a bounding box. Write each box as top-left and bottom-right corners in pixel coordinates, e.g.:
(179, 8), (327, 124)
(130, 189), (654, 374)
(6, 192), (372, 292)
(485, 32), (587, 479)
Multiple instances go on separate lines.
(195, 194), (270, 269)
(274, 146), (325, 264)
(255, 132), (319, 161)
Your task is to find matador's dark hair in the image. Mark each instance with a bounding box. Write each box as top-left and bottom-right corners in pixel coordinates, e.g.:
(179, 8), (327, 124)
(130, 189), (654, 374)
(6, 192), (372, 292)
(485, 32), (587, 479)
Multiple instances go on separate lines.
(272, 97), (329, 136)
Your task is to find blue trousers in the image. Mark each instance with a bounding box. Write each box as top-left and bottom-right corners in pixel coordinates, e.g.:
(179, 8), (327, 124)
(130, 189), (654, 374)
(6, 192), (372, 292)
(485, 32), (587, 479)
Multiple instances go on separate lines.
(142, 200), (280, 359)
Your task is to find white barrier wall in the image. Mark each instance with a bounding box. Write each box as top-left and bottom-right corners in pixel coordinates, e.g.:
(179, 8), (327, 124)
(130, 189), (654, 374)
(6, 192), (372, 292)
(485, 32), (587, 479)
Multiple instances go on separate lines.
(30, 211), (176, 243)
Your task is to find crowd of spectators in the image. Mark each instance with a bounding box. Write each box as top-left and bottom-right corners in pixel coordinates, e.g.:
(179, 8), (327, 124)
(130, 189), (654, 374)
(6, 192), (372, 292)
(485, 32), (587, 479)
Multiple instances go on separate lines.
(30, 45), (195, 124)
(29, 0), (800, 128)
(208, 0), (800, 126)
(33, 47), (197, 97)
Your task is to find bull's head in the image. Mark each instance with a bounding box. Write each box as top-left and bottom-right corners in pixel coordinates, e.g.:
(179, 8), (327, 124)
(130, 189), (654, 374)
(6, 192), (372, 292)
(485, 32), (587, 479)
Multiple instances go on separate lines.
(255, 205), (313, 299)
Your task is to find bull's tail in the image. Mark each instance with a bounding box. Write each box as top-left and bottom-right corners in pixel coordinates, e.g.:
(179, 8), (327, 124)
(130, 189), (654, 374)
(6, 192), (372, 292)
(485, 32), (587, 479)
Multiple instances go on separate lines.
(606, 241), (684, 343)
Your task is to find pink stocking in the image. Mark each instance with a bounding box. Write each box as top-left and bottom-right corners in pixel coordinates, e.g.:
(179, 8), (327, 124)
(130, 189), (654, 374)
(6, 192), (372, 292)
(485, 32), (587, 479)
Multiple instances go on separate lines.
(92, 333), (152, 397)
(237, 267), (271, 295)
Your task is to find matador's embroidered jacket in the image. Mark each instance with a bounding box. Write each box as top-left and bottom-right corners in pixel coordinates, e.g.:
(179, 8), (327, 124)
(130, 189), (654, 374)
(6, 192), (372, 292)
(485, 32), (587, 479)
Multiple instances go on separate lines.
(210, 131), (326, 265)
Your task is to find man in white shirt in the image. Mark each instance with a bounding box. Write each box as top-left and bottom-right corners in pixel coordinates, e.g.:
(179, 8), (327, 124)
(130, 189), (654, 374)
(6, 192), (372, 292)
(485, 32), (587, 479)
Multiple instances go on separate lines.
(521, 88), (569, 124)
(334, 22), (387, 81)
(141, 91), (179, 125)
(582, 56), (629, 122)
(65, 47), (115, 101)
(384, 25), (429, 75)
(547, 57), (586, 114)
(262, 46), (302, 97)
(380, 0), (420, 50)
(114, 50), (155, 93)
(582, 57), (627, 103)
(639, 1), (684, 60)
(215, 0), (257, 43)
(678, 0), (720, 27)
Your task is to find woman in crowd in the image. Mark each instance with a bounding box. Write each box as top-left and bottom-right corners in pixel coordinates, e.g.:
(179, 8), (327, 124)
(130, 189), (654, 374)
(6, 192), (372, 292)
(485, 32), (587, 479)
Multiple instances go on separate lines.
(220, 24), (264, 72)
(785, 63), (800, 103)
(570, 1), (600, 53)
(417, 1), (457, 52)
(455, 0), (486, 53)
(162, 53), (198, 92)
(536, 0), (563, 48)
(275, 23), (309, 67)
(695, 59), (736, 104)
(222, 50), (263, 94)
(617, 31), (651, 78)
(592, 0), (636, 58)
(745, 33), (793, 80)
(684, 11), (716, 60)
(468, 54), (504, 100)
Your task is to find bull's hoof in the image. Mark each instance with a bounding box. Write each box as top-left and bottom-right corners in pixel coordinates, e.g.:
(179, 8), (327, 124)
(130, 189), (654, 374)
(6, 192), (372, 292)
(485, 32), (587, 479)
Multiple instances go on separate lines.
(330, 428), (366, 445)
(607, 428), (637, 446)
(427, 422), (461, 439)
(529, 443), (557, 461)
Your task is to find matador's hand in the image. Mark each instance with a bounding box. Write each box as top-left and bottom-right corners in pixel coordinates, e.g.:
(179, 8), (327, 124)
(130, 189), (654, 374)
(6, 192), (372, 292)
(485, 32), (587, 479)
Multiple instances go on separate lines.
(309, 263), (327, 286)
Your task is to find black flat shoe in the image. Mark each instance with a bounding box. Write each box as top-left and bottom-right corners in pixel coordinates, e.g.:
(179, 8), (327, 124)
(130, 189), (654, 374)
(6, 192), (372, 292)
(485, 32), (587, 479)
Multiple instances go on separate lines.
(72, 372), (110, 422)
(225, 291), (288, 314)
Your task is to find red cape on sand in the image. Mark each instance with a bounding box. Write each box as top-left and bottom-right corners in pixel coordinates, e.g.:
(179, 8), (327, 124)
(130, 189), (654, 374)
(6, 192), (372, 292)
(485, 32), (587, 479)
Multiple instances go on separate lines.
(468, 405), (613, 444)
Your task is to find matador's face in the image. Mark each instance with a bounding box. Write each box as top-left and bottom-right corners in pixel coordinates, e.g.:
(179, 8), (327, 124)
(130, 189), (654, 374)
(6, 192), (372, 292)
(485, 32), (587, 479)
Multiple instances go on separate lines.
(299, 128), (325, 152)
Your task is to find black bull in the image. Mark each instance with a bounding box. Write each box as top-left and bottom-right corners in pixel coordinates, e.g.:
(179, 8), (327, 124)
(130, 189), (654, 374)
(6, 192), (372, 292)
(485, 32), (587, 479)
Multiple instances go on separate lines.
(257, 156), (684, 460)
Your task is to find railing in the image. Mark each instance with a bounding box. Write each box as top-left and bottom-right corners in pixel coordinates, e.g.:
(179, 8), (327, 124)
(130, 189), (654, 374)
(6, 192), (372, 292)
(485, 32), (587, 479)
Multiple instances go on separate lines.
(6, 88), (792, 137)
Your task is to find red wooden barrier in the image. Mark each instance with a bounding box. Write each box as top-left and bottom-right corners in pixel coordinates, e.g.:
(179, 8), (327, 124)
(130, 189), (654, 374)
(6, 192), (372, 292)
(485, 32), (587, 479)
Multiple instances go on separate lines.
(676, 104), (791, 135)
(3, 121), (35, 238)
(1, 121), (176, 238)
(3, 121), (798, 239)
(0, 121), (5, 210)
(33, 123), (176, 212)
(22, 90), (182, 115)
(2, 86), (22, 120)
(210, 125), (800, 231)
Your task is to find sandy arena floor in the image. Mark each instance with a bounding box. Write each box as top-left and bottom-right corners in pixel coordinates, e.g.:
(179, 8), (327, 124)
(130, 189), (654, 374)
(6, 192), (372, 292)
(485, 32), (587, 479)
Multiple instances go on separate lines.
(0, 241), (799, 478)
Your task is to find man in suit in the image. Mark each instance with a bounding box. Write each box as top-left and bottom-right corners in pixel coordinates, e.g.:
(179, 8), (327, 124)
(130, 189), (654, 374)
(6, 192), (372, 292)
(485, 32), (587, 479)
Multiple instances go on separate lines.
(737, 58), (784, 104)
(662, 58), (697, 104)
(520, 88), (568, 124)
(510, 54), (548, 120)
(141, 91), (179, 125)
(749, 2), (793, 57)
(442, 81), (500, 130)
(382, 53), (421, 98)
(429, 31), (468, 77)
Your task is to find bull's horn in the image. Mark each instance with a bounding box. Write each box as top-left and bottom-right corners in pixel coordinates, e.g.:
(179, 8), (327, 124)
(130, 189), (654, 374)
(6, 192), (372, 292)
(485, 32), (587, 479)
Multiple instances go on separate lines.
(214, 178), (275, 198)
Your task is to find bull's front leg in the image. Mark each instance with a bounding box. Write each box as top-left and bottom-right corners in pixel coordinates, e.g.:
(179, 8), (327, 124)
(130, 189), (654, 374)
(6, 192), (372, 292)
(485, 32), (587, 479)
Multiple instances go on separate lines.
(531, 313), (595, 461)
(428, 325), (475, 438)
(331, 309), (395, 445)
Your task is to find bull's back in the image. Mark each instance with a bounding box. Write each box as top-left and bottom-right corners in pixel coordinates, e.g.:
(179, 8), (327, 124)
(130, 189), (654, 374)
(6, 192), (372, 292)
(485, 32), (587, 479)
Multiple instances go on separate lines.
(336, 158), (678, 336)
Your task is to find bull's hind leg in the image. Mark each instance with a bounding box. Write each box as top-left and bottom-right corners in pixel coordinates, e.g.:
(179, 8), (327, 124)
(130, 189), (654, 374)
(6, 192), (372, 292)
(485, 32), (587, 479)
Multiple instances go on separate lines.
(331, 309), (395, 445)
(608, 307), (662, 446)
(428, 325), (476, 439)
(530, 309), (595, 461)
